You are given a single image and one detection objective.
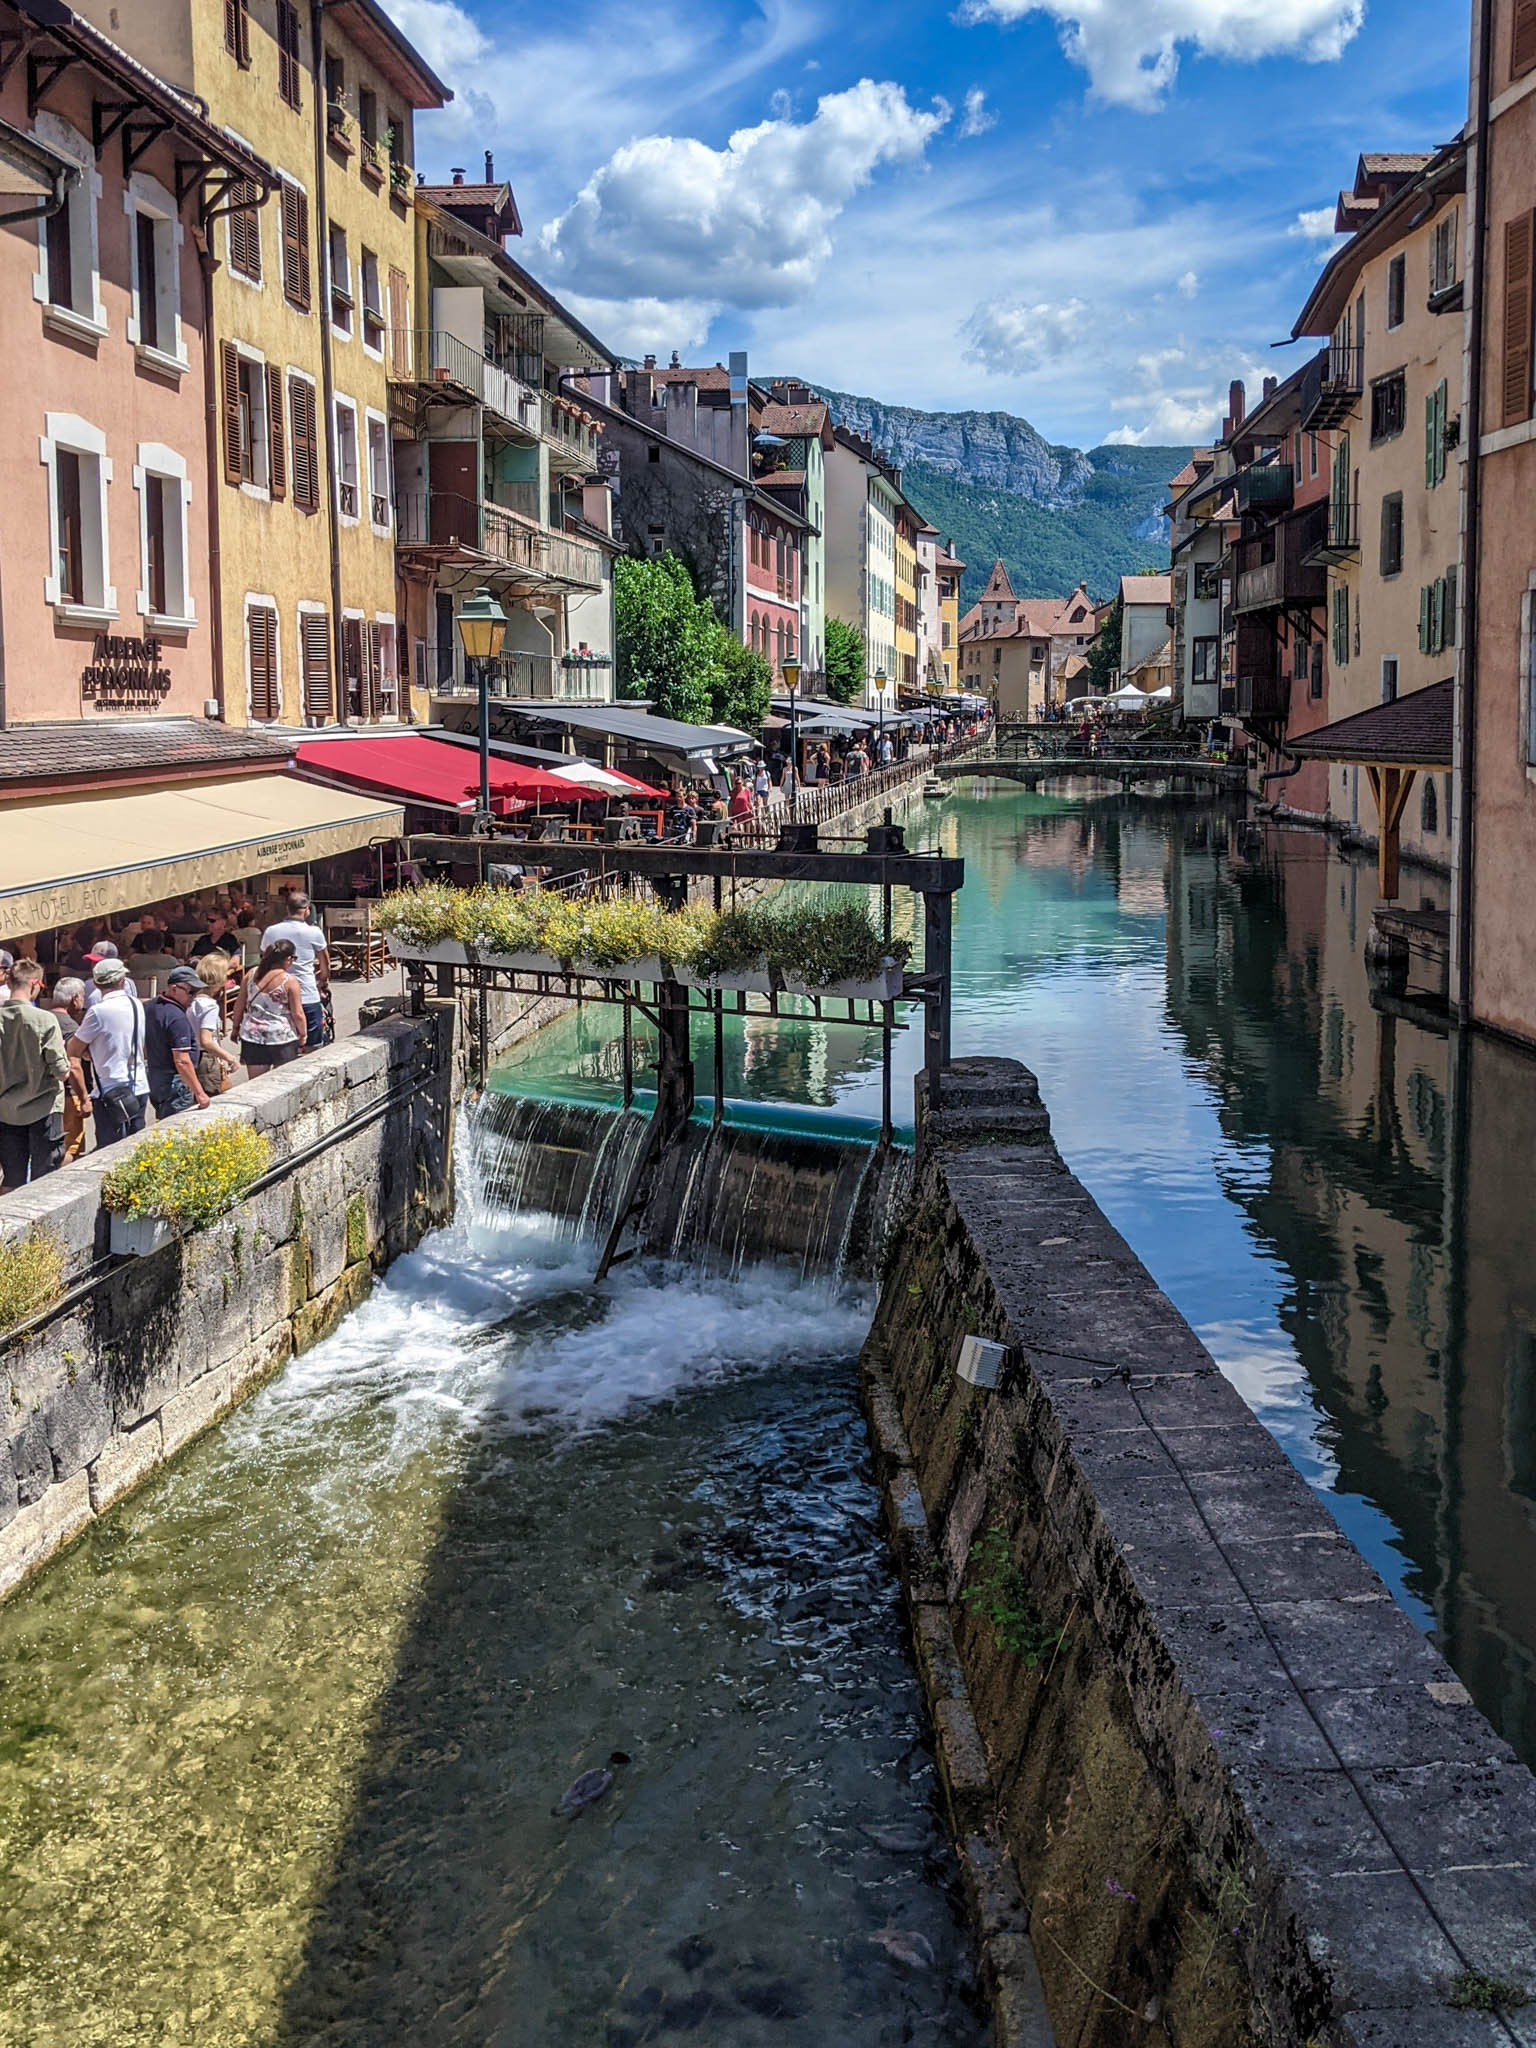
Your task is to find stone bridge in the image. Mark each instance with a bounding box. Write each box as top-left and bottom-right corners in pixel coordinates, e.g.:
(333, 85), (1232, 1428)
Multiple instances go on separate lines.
(933, 753), (1248, 796)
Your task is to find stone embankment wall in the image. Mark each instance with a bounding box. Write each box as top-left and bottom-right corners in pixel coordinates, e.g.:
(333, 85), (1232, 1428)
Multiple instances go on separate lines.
(0, 1005), (463, 1602)
(866, 1059), (1536, 2048)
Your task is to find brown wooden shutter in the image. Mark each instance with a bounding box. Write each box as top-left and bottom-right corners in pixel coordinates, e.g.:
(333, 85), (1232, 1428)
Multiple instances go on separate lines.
(362, 619), (379, 719)
(281, 184), (310, 310)
(389, 266), (410, 373)
(225, 0), (250, 64)
(229, 186), (261, 280)
(301, 610), (333, 718)
(266, 364), (287, 500)
(220, 342), (243, 485)
(1504, 214), (1534, 428)
(1516, 0), (1536, 78)
(248, 604), (279, 720)
(289, 377), (317, 511)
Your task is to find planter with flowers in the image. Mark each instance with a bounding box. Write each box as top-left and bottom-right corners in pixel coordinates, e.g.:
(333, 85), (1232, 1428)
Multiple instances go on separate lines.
(101, 1122), (273, 1257)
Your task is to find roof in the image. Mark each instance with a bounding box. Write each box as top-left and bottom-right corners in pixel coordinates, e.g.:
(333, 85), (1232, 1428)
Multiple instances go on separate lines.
(936, 549), (966, 572)
(756, 468), (806, 489)
(757, 399), (829, 438)
(1167, 450), (1213, 492)
(1120, 575), (1172, 605)
(324, 0), (451, 106)
(979, 560), (1017, 603)
(293, 734), (577, 816)
(1294, 141), (1466, 339)
(1358, 151), (1436, 178)
(1285, 678), (1453, 767)
(0, 719), (291, 796)
(1060, 653), (1089, 681)
(418, 180), (521, 240)
(649, 363), (731, 391)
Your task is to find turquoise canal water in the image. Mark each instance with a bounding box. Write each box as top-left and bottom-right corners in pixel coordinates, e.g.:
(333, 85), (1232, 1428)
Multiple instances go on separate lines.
(497, 780), (1536, 1764)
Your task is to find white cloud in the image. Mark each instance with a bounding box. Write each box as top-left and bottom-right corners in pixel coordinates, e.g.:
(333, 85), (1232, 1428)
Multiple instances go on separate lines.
(959, 86), (997, 136)
(962, 295), (1091, 373)
(1177, 269), (1199, 298)
(1288, 204), (1342, 242)
(953, 0), (1365, 110)
(769, 86), (795, 118)
(1103, 343), (1264, 443)
(539, 79), (950, 333)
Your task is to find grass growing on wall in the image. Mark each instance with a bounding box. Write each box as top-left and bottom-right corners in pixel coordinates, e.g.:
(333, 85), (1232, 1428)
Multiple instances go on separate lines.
(0, 1230), (66, 1336)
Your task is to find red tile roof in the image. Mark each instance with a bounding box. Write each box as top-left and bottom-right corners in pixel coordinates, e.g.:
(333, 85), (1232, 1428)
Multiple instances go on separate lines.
(757, 399), (828, 437)
(1287, 678), (1453, 766)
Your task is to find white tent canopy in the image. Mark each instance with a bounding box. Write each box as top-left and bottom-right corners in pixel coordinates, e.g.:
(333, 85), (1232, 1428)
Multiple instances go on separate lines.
(1105, 685), (1150, 710)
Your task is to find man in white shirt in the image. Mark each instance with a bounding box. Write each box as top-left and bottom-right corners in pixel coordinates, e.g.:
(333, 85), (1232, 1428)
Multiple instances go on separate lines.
(69, 959), (148, 1147)
(260, 892), (330, 1051)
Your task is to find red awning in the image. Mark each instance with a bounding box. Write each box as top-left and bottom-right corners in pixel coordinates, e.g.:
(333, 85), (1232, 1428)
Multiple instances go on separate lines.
(293, 736), (579, 816)
(607, 768), (669, 799)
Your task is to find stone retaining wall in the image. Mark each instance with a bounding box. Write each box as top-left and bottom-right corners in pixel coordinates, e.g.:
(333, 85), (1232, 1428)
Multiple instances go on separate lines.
(865, 1058), (1536, 2047)
(0, 1004), (466, 1602)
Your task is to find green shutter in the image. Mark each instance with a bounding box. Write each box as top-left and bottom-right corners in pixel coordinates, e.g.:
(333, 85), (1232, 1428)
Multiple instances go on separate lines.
(1419, 586), (1431, 654)
(1426, 393), (1437, 490)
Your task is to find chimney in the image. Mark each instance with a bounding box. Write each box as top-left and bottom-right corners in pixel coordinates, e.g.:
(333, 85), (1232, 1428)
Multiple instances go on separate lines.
(627, 369), (654, 417)
(1228, 379), (1246, 430)
(643, 352), (656, 370)
(670, 350), (681, 368)
(728, 350), (748, 408)
(450, 167), (465, 185)
(484, 151), (494, 181)
(1262, 375), (1277, 400)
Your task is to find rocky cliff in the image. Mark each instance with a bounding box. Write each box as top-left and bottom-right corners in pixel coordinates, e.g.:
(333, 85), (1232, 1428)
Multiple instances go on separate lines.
(819, 389), (1094, 509)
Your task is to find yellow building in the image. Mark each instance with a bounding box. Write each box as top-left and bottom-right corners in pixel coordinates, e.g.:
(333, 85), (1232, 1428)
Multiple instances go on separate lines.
(75, 0), (448, 726)
(936, 543), (965, 691)
(893, 503), (918, 692)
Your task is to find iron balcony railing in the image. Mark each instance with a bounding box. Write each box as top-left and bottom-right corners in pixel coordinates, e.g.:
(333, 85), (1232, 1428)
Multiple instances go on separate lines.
(1302, 497), (1361, 565)
(387, 330), (542, 436)
(1300, 341), (1365, 431)
(1231, 461), (1294, 516)
(395, 491), (603, 590)
(338, 481), (358, 519)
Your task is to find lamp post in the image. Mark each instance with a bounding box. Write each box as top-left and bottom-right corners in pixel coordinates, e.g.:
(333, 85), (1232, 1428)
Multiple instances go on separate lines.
(457, 586), (508, 830)
(873, 666), (887, 771)
(781, 657), (801, 816)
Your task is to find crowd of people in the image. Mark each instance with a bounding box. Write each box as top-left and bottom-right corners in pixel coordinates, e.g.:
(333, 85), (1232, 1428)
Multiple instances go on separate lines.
(0, 891), (334, 1192)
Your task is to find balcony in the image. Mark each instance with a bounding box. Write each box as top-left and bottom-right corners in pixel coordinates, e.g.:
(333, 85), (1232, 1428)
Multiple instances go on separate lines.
(540, 391), (601, 473)
(1302, 498), (1360, 566)
(433, 652), (555, 700)
(1300, 341), (1364, 431)
(1233, 503), (1328, 614)
(1234, 617), (1289, 723)
(1232, 461), (1294, 516)
(494, 480), (543, 524)
(396, 492), (603, 591)
(387, 330), (541, 436)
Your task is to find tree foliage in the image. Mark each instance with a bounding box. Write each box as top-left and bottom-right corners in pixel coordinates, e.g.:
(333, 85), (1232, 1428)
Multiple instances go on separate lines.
(823, 617), (866, 706)
(614, 551), (771, 730)
(1085, 598), (1122, 696)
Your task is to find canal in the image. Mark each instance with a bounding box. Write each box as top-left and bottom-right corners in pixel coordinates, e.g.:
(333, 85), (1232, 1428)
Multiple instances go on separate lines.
(0, 778), (1531, 2042)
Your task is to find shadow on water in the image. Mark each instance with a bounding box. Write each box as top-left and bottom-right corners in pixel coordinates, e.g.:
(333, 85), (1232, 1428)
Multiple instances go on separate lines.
(269, 1307), (984, 2048)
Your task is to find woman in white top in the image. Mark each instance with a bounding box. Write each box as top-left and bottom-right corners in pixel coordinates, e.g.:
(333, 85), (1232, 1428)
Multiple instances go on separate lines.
(191, 952), (242, 1095)
(229, 940), (307, 1079)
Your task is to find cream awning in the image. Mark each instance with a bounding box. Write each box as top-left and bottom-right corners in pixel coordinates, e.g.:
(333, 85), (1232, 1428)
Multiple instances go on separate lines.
(0, 773), (404, 937)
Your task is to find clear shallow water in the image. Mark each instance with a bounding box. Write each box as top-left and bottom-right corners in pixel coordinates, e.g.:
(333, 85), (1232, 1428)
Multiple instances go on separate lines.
(504, 783), (1536, 1762)
(0, 1196), (985, 2048)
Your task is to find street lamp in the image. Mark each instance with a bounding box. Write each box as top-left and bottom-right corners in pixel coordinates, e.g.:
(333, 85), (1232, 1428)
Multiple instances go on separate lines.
(457, 586), (508, 829)
(781, 657), (801, 817)
(873, 666), (887, 768)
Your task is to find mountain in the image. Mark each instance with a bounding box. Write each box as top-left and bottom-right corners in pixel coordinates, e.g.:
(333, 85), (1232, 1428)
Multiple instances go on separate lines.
(815, 387), (1190, 609)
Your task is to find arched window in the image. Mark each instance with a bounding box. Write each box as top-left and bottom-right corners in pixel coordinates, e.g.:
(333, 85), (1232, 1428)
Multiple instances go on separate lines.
(1421, 775), (1439, 836)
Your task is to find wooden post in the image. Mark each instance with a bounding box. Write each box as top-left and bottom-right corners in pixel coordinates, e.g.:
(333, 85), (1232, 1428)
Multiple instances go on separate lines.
(1365, 763), (1416, 903)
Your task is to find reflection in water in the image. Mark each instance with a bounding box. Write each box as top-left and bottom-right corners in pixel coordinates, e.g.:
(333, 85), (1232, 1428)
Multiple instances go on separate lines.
(499, 784), (1536, 1765)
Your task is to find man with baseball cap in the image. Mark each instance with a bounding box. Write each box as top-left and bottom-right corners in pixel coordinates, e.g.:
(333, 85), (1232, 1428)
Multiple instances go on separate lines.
(142, 966), (211, 1120)
(68, 959), (150, 1147)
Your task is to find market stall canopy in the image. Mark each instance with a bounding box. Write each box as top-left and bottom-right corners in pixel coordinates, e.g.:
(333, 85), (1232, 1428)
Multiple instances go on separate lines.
(1104, 685), (1150, 709)
(0, 775), (401, 939)
(293, 735), (576, 815)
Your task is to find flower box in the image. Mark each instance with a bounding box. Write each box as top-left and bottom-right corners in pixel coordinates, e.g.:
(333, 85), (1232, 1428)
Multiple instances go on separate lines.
(782, 963), (906, 1002)
(674, 964), (772, 995)
(388, 937), (670, 983)
(109, 1213), (178, 1259)
(387, 937), (468, 967)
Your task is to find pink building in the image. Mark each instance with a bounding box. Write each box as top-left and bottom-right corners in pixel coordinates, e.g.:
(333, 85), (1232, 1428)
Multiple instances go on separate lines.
(0, 0), (272, 729)
(745, 500), (801, 677)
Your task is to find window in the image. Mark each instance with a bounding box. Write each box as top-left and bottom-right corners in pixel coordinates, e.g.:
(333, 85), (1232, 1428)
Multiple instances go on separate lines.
(342, 614), (364, 717)
(1425, 378), (1449, 488)
(334, 397), (359, 519)
(359, 247), (383, 352)
(247, 601), (280, 720)
(300, 606), (332, 719)
(374, 620), (399, 717)
(128, 179), (182, 366)
(1421, 776), (1438, 835)
(135, 213), (160, 351)
(1194, 559), (1220, 602)
(359, 88), (377, 146)
(35, 121), (100, 332)
(1518, 0), (1536, 79)
(276, 0), (301, 107)
(1293, 630), (1311, 682)
(135, 447), (192, 625)
(1381, 657), (1399, 704)
(219, 342), (282, 495)
(1420, 573), (1457, 656)
(224, 0), (250, 66)
(227, 180), (262, 282)
(325, 51), (345, 106)
(366, 412), (389, 528)
(1503, 214), (1534, 429)
(1371, 370), (1406, 444)
(280, 182), (310, 312)
(328, 224), (351, 336)
(43, 414), (113, 618)
(1430, 210), (1459, 298)
(1380, 492), (1404, 578)
(1387, 254), (1406, 331)
(1192, 636), (1218, 683)
(1308, 431), (1319, 478)
(1310, 640), (1324, 700)
(1332, 585), (1350, 667)
(289, 373), (320, 511)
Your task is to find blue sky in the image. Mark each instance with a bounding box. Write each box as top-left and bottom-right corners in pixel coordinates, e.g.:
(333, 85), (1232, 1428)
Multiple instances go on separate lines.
(385, 0), (1471, 449)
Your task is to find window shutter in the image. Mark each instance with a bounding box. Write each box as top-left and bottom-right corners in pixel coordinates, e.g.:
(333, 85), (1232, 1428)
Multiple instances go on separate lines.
(389, 266), (409, 373)
(1504, 214), (1534, 428)
(225, 0), (250, 64)
(229, 186), (261, 281)
(248, 604), (279, 720)
(281, 185), (310, 311)
(290, 377), (317, 511)
(301, 610), (333, 718)
(1515, 0), (1536, 79)
(220, 342), (243, 485)
(362, 619), (379, 719)
(1419, 585), (1431, 654)
(266, 363), (286, 500)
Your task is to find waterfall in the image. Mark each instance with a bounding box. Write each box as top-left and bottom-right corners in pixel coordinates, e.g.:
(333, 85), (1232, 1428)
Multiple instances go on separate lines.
(466, 1090), (911, 1283)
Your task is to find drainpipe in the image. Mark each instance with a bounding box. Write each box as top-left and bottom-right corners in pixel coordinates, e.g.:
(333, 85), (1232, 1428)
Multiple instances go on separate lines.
(1455, 0), (1494, 1028)
(198, 235), (227, 721)
(311, 0), (347, 725)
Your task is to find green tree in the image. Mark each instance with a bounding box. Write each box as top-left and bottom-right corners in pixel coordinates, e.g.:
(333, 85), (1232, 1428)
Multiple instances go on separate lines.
(1085, 598), (1122, 696)
(823, 617), (866, 705)
(706, 622), (772, 730)
(614, 553), (718, 723)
